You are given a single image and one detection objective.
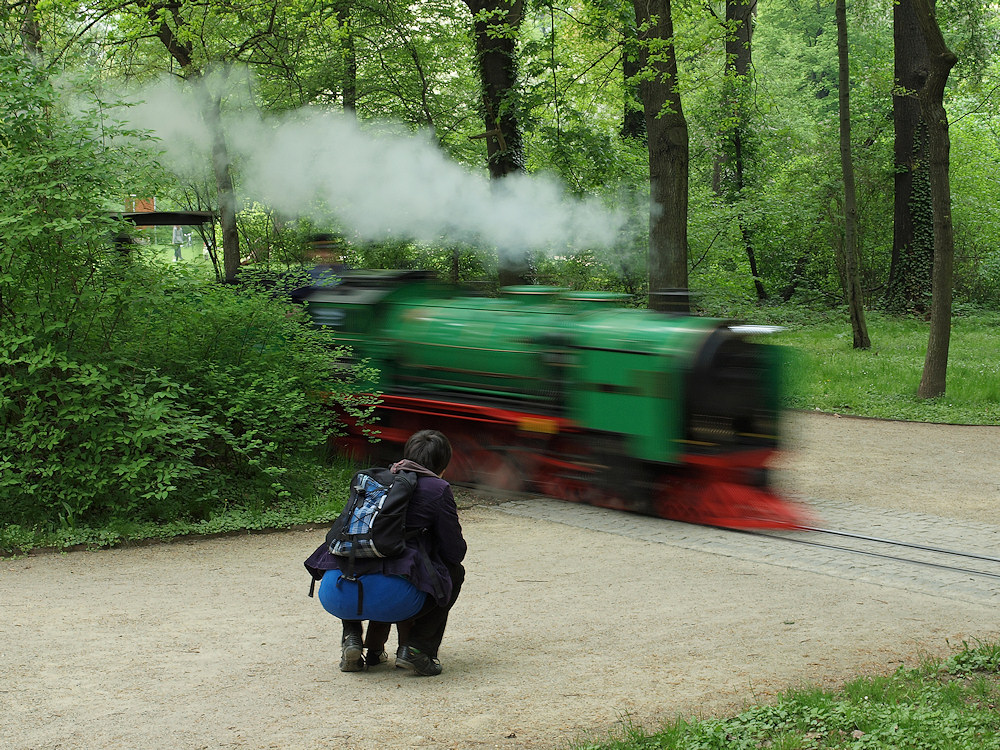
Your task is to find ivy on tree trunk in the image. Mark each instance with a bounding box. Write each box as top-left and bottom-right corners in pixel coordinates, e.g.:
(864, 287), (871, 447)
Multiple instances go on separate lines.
(886, 0), (934, 314)
(912, 0), (958, 399)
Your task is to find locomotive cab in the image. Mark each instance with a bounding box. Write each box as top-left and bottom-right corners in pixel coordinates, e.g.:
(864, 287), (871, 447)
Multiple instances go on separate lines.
(684, 327), (782, 453)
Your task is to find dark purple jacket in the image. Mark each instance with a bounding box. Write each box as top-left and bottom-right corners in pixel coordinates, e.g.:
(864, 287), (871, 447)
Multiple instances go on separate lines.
(305, 472), (467, 607)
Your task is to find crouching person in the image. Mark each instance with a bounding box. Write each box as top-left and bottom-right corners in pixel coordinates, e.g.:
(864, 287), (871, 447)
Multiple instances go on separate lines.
(305, 430), (467, 676)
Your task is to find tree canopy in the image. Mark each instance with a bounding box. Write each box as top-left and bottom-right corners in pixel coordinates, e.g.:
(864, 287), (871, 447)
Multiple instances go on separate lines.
(2, 0), (1000, 333)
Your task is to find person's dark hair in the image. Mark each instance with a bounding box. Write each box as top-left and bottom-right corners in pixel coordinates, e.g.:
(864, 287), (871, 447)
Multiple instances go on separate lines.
(402, 430), (452, 475)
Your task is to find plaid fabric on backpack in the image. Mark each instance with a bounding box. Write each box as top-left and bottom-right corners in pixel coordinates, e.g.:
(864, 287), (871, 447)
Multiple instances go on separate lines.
(327, 468), (418, 560)
(323, 467), (421, 616)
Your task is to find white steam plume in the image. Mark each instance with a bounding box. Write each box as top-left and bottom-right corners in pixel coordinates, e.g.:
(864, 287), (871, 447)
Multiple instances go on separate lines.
(125, 77), (628, 255)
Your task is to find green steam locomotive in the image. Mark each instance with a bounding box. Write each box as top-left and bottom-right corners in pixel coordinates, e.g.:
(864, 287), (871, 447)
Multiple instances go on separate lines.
(301, 269), (808, 529)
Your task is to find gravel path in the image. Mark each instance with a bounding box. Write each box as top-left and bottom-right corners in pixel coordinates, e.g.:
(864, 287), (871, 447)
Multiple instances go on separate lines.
(2, 412), (999, 750)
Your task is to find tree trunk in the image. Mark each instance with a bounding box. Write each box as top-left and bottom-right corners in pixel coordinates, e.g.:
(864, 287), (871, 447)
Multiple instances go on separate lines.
(20, 0), (43, 61)
(621, 17), (646, 141)
(632, 0), (689, 310)
(140, 0), (241, 282)
(726, 0), (753, 78)
(463, 0), (525, 179)
(912, 0), (957, 398)
(835, 0), (870, 349)
(336, 0), (357, 114)
(714, 0), (765, 301)
(886, 0), (933, 314)
(463, 0), (530, 286)
(202, 91), (241, 283)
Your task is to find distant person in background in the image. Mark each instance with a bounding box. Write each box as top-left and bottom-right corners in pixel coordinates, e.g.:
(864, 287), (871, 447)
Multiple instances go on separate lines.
(289, 233), (350, 302)
(172, 225), (184, 262)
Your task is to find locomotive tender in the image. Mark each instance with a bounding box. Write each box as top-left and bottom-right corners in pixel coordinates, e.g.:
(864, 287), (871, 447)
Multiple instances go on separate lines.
(301, 269), (808, 529)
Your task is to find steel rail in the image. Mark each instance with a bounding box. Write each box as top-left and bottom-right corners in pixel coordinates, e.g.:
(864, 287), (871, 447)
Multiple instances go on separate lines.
(743, 529), (1000, 581)
(797, 525), (1000, 566)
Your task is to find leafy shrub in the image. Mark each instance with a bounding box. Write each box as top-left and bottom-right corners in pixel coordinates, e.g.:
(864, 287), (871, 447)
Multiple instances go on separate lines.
(0, 54), (374, 531)
(0, 332), (211, 526)
(109, 264), (378, 510)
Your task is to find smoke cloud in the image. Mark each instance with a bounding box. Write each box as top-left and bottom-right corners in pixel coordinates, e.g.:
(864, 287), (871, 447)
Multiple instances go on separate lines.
(124, 76), (629, 255)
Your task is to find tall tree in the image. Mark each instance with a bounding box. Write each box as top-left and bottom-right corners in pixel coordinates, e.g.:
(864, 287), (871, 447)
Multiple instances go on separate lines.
(463, 0), (526, 178)
(632, 0), (689, 309)
(137, 0), (240, 283)
(336, 0), (357, 114)
(621, 12), (646, 141)
(17, 0), (42, 59)
(463, 0), (530, 284)
(835, 0), (870, 349)
(713, 0), (765, 300)
(886, 0), (933, 314)
(912, 0), (957, 398)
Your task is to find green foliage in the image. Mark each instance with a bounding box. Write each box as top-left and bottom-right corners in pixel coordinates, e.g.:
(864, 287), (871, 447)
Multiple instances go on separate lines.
(10, 0), (1000, 313)
(0, 461), (352, 556)
(0, 52), (202, 528)
(773, 312), (1000, 424)
(950, 102), (1000, 305)
(0, 57), (149, 345)
(576, 642), (1000, 750)
(108, 264), (379, 508)
(236, 203), (313, 265)
(945, 641), (1000, 676)
(345, 0), (481, 162)
(722, 0), (895, 305)
(1, 252), (371, 534)
(0, 53), (374, 537)
(0, 334), (211, 526)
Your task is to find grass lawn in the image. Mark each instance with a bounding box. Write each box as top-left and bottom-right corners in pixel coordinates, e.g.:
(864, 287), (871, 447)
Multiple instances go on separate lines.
(774, 312), (1000, 425)
(577, 642), (1000, 750)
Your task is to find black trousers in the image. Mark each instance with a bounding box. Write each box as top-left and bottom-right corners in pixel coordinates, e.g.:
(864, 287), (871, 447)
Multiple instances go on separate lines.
(342, 563), (465, 659)
(407, 562), (465, 658)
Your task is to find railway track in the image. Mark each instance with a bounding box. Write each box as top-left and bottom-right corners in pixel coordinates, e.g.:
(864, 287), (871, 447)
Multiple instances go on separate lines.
(498, 495), (1000, 606)
(743, 525), (1000, 581)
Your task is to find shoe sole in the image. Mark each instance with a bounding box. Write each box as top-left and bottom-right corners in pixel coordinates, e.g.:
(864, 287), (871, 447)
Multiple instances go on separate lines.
(340, 644), (364, 672)
(395, 656), (441, 676)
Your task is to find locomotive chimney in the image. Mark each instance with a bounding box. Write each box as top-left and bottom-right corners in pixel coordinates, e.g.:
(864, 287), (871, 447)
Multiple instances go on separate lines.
(649, 288), (691, 314)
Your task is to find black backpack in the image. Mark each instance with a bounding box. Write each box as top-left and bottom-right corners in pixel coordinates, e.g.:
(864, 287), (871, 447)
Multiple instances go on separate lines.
(322, 467), (422, 615)
(327, 467), (419, 561)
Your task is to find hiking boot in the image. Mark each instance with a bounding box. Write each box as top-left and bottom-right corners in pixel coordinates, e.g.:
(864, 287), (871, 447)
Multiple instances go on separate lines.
(339, 633), (364, 672)
(395, 646), (442, 676)
(365, 649), (388, 668)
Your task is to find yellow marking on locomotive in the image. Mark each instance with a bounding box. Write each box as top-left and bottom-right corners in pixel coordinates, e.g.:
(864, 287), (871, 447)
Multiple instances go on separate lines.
(518, 416), (560, 434)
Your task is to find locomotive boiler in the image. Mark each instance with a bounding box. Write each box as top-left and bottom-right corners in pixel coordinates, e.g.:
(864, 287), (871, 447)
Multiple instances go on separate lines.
(301, 269), (809, 529)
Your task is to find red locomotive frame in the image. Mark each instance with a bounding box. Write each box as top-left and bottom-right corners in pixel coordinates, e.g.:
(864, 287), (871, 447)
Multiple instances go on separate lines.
(337, 394), (812, 530)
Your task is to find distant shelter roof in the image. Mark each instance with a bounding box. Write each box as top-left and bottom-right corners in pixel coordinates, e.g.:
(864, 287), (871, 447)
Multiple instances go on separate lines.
(113, 210), (215, 226)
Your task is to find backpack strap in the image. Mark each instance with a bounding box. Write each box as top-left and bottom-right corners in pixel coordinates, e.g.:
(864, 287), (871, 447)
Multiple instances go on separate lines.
(334, 572), (365, 616)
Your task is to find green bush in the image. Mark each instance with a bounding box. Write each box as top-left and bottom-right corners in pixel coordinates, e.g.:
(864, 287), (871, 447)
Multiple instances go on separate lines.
(0, 332), (211, 526)
(108, 264), (378, 511)
(0, 53), (375, 532)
